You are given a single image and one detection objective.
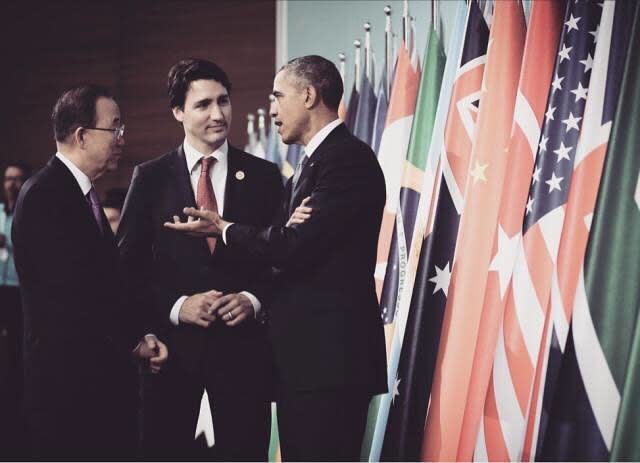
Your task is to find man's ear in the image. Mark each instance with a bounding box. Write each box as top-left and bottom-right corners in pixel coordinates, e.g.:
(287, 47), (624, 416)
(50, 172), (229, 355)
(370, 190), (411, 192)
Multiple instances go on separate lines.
(172, 106), (185, 123)
(73, 127), (86, 148)
(304, 85), (319, 109)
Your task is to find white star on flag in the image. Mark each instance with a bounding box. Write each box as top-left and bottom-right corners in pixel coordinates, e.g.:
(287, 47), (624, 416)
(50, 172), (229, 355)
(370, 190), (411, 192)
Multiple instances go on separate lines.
(545, 106), (556, 121)
(580, 53), (594, 73)
(590, 24), (600, 43)
(532, 165), (541, 184)
(558, 43), (572, 62)
(470, 160), (488, 184)
(392, 377), (401, 404)
(554, 142), (573, 163)
(526, 196), (535, 214)
(539, 135), (549, 152)
(545, 172), (564, 193)
(488, 225), (521, 299)
(429, 262), (451, 296)
(562, 112), (582, 132)
(565, 14), (581, 32)
(571, 82), (588, 102)
(552, 74), (564, 93)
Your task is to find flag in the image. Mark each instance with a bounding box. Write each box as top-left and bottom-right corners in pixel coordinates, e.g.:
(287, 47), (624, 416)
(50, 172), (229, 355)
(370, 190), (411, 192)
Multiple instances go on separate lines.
(485, 2), (602, 459)
(371, 67), (388, 155)
(353, 73), (377, 146)
(473, 0), (564, 460)
(374, 41), (420, 302)
(590, 8), (640, 460)
(377, 0), (489, 458)
(372, 3), (468, 460)
(344, 80), (360, 132)
(368, 23), (446, 461)
(265, 121), (284, 171)
(534, 1), (637, 460)
(281, 143), (302, 179)
(421, 2), (526, 460)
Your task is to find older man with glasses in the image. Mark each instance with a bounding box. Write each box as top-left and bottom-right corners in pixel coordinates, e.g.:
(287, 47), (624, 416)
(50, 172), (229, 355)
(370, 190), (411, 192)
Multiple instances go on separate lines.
(11, 84), (168, 457)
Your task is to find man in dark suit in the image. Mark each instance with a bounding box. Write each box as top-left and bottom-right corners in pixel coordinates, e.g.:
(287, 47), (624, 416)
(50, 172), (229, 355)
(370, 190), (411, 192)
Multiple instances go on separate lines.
(11, 84), (168, 457)
(165, 55), (388, 461)
(117, 59), (283, 460)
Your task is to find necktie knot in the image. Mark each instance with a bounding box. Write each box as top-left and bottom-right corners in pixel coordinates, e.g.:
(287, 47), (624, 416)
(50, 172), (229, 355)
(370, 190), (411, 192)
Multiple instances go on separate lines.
(200, 156), (216, 177)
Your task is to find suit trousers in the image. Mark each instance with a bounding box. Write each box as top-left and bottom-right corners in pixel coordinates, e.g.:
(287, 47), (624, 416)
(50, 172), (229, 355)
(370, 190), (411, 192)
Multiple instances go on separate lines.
(140, 364), (271, 461)
(277, 389), (372, 462)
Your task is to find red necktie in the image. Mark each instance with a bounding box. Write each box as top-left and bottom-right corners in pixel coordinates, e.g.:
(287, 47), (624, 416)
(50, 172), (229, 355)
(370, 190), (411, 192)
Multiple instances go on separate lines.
(196, 157), (218, 253)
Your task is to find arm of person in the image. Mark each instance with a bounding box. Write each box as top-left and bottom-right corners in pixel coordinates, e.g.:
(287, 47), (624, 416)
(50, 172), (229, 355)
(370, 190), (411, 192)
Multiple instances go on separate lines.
(165, 146), (385, 271)
(118, 165), (187, 336)
(13, 184), (141, 354)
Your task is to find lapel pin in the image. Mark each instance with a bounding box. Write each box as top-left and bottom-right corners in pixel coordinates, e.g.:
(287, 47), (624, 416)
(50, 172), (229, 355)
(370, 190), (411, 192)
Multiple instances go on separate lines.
(235, 170), (245, 180)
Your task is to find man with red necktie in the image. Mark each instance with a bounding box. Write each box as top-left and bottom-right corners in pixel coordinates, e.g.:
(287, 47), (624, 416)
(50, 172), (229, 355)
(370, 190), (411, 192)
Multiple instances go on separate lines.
(117, 59), (284, 460)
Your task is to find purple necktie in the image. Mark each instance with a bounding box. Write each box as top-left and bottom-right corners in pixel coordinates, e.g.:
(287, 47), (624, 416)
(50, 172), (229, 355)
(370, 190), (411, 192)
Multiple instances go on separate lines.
(87, 187), (104, 233)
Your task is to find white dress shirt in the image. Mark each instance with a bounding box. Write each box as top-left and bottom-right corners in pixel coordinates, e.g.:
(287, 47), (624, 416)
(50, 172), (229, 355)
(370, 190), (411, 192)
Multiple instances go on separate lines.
(56, 151), (93, 196)
(170, 139), (261, 325)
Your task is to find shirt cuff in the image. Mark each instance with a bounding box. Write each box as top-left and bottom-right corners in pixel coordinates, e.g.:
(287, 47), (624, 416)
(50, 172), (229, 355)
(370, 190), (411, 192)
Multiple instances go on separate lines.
(170, 296), (188, 326)
(222, 222), (233, 245)
(240, 291), (261, 317)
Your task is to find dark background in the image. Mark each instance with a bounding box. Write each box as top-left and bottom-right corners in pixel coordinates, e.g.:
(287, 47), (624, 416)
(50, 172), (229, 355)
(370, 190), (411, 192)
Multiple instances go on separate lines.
(1, 0), (276, 195)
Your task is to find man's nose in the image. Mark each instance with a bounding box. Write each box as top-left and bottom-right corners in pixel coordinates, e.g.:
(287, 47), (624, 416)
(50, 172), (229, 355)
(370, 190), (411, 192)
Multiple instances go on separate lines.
(269, 102), (277, 118)
(210, 104), (224, 120)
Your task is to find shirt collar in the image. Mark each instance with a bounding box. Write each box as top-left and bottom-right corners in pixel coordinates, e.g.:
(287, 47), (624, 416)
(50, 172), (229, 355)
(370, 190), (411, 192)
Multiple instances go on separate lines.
(303, 119), (342, 159)
(183, 138), (228, 174)
(55, 151), (93, 195)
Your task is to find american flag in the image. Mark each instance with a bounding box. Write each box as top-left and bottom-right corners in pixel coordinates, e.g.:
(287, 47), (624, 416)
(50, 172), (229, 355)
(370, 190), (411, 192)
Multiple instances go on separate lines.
(536, 1), (634, 460)
(477, 0), (602, 460)
(474, 0), (565, 460)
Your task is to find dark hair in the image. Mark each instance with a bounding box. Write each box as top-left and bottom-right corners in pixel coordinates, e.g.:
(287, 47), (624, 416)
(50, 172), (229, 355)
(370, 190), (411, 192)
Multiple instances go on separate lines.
(280, 55), (343, 111)
(51, 84), (113, 142)
(3, 161), (32, 181)
(167, 58), (232, 109)
(102, 187), (127, 210)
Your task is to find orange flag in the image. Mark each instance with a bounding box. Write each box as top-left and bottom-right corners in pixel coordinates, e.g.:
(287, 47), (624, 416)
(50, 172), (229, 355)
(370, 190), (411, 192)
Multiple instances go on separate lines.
(421, 2), (526, 460)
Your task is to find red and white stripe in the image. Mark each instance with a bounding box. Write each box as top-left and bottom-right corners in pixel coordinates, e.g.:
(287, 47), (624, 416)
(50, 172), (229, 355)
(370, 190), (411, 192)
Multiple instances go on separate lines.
(474, 1), (565, 460)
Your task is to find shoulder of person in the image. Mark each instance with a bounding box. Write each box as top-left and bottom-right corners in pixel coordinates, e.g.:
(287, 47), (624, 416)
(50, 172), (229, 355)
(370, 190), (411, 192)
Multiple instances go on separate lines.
(230, 145), (281, 175)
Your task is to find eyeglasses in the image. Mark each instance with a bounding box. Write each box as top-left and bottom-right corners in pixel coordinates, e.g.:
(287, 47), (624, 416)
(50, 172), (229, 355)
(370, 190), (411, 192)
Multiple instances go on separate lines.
(84, 124), (125, 140)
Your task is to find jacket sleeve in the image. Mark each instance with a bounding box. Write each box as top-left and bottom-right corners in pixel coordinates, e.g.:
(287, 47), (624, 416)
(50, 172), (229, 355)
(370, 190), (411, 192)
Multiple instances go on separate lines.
(117, 166), (168, 336)
(13, 184), (141, 356)
(227, 144), (385, 272)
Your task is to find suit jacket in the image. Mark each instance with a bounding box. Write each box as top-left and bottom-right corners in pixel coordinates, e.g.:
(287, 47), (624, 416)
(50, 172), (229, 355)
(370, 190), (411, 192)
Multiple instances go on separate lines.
(117, 145), (283, 397)
(11, 156), (140, 438)
(227, 124), (388, 394)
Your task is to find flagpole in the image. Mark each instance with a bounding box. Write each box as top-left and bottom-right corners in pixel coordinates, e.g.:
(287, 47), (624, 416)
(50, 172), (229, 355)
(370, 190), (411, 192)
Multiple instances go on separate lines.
(403, 0), (409, 47)
(364, 22), (372, 83)
(338, 52), (346, 83)
(257, 108), (267, 150)
(384, 5), (392, 96)
(354, 39), (361, 93)
(433, 0), (438, 32)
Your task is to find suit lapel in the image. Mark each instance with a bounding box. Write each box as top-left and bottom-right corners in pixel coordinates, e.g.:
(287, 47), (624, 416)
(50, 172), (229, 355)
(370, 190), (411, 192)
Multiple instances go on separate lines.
(50, 156), (111, 245)
(170, 145), (197, 210)
(288, 124), (350, 213)
(223, 146), (243, 221)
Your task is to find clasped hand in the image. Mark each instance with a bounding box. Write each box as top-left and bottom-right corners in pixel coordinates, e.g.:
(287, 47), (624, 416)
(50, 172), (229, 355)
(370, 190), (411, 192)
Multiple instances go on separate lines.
(179, 291), (254, 328)
(133, 334), (168, 374)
